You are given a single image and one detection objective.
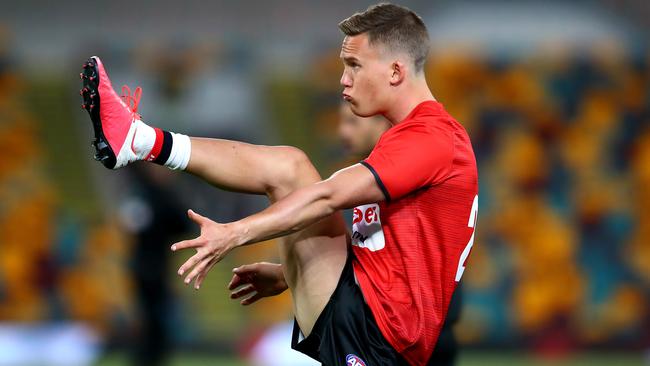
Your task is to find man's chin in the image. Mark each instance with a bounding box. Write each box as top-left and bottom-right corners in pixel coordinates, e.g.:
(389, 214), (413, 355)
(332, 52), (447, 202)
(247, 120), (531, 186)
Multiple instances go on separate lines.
(347, 101), (379, 118)
(351, 108), (377, 118)
(348, 103), (364, 116)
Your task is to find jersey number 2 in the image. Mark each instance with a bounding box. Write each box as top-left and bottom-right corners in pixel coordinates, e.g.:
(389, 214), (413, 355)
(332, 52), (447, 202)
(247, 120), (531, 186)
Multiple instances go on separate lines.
(455, 195), (478, 282)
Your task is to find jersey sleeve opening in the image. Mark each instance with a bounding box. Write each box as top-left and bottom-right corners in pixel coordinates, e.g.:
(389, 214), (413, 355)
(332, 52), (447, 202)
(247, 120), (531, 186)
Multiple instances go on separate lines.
(360, 161), (391, 202)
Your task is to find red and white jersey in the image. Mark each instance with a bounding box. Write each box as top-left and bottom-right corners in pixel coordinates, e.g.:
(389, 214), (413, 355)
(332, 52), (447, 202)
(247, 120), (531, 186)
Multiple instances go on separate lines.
(352, 101), (478, 366)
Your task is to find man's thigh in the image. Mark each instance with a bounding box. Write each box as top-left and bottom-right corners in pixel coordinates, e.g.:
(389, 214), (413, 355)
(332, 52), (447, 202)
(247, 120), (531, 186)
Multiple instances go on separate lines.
(251, 147), (349, 337)
(278, 211), (349, 337)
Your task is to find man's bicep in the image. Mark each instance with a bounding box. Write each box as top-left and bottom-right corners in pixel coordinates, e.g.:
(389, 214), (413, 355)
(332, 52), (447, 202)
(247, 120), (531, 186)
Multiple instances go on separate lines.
(323, 163), (386, 209)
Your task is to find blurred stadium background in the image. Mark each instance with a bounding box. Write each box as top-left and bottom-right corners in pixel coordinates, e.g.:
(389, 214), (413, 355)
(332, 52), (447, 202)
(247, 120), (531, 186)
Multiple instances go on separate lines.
(1, 0), (649, 365)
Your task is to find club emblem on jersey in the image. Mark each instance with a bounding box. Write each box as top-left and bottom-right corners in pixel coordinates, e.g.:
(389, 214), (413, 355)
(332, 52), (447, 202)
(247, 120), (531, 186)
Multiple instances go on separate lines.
(351, 203), (385, 251)
(346, 354), (367, 366)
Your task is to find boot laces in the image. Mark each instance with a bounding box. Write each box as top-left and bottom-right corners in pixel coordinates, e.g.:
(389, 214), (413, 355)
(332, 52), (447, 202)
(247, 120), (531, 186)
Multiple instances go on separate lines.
(121, 85), (142, 120)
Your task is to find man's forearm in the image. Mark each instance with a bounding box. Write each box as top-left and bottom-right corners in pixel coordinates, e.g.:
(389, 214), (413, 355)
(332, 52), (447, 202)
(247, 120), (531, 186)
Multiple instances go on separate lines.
(234, 182), (337, 246)
(231, 164), (384, 247)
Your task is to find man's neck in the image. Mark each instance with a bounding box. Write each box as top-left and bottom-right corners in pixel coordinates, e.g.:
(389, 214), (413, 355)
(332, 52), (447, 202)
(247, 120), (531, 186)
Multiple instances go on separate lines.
(383, 79), (435, 125)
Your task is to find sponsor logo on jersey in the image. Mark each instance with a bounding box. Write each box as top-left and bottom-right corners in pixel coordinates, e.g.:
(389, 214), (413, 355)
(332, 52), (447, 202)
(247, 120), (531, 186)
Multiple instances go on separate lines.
(351, 203), (385, 251)
(346, 354), (367, 366)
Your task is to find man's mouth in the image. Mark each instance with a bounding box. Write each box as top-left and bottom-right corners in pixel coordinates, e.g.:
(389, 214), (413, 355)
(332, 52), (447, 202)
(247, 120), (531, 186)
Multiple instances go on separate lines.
(342, 93), (352, 102)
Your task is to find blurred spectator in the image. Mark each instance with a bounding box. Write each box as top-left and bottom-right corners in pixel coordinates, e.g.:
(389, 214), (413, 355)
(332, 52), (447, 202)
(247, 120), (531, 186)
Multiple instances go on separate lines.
(118, 165), (189, 366)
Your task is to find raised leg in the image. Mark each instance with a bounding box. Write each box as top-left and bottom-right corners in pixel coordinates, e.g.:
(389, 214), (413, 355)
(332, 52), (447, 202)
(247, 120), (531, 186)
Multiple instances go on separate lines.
(79, 55), (347, 336)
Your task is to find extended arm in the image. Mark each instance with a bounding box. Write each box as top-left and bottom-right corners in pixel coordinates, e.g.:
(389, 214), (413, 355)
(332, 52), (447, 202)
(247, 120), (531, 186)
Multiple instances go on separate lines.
(172, 163), (384, 288)
(237, 163), (383, 244)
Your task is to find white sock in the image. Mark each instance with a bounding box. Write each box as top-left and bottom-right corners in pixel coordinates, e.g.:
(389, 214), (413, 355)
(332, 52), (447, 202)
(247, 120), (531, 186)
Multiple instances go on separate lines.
(131, 119), (191, 170)
(165, 132), (191, 170)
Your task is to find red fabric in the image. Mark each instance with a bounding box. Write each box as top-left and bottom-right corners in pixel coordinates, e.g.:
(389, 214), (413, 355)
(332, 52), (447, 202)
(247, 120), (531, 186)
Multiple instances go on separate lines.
(147, 127), (164, 161)
(352, 101), (479, 366)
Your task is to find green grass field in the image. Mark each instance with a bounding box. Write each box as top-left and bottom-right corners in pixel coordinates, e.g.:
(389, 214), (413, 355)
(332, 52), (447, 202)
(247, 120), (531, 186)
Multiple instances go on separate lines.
(96, 351), (645, 366)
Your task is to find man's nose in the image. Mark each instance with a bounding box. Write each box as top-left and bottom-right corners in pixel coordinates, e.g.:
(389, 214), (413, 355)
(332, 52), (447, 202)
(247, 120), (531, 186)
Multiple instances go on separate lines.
(340, 71), (352, 87)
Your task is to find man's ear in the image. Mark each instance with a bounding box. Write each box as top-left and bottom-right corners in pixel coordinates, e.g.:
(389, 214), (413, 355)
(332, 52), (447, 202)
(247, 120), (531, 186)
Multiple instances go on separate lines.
(389, 61), (406, 86)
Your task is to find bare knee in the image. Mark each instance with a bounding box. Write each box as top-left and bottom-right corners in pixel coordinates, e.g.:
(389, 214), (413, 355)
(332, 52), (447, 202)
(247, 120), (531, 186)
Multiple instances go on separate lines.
(266, 146), (321, 201)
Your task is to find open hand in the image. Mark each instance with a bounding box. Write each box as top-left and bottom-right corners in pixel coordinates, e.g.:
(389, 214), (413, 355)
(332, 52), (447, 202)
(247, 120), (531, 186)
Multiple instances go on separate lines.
(228, 262), (288, 305)
(171, 209), (240, 289)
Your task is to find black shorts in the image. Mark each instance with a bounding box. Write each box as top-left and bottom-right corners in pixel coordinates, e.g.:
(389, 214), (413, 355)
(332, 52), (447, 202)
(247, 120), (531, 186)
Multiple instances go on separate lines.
(291, 252), (408, 365)
(291, 252), (458, 366)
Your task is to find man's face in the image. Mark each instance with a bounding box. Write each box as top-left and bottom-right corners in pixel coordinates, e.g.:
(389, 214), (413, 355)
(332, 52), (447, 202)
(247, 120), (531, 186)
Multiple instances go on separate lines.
(338, 104), (391, 156)
(340, 33), (392, 118)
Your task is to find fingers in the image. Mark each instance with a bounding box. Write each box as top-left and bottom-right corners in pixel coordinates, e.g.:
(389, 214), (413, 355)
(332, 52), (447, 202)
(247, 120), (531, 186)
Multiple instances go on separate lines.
(194, 259), (217, 289)
(230, 284), (255, 299)
(228, 273), (250, 290)
(227, 274), (241, 290)
(228, 265), (261, 289)
(184, 255), (213, 287)
(229, 264), (259, 290)
(187, 209), (208, 226)
(171, 238), (202, 252)
(241, 292), (263, 306)
(232, 263), (258, 276)
(177, 251), (204, 276)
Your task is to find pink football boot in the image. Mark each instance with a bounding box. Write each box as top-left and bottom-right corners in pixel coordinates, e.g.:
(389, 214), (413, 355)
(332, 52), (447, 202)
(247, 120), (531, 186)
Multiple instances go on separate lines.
(80, 56), (142, 169)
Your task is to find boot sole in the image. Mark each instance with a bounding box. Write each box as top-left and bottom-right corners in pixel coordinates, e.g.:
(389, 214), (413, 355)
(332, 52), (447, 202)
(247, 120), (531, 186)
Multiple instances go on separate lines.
(80, 57), (117, 169)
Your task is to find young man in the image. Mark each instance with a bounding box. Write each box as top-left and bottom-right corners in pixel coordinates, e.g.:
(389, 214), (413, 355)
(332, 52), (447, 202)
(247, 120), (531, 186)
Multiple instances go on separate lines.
(231, 109), (462, 366)
(79, 4), (478, 365)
